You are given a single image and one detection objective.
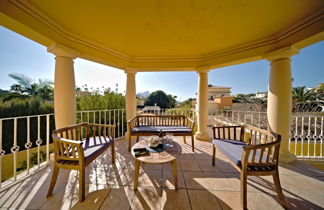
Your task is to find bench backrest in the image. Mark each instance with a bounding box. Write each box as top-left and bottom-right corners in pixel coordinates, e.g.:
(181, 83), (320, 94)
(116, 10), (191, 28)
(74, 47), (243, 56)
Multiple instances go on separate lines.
(132, 115), (192, 127)
(52, 123), (115, 162)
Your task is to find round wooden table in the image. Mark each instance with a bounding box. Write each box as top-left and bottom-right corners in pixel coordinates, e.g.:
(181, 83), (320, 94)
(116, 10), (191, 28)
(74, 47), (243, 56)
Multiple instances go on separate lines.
(131, 139), (182, 191)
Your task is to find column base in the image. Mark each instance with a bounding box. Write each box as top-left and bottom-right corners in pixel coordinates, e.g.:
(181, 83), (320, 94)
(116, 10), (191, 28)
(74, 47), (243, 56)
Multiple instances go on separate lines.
(194, 132), (210, 141)
(279, 151), (296, 163)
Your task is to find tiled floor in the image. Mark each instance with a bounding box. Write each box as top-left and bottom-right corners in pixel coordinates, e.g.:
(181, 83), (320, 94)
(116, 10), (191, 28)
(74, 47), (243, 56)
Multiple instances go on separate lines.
(0, 137), (323, 210)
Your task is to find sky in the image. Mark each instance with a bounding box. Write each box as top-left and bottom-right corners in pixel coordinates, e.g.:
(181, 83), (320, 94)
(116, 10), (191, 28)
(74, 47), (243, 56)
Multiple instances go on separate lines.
(0, 26), (323, 101)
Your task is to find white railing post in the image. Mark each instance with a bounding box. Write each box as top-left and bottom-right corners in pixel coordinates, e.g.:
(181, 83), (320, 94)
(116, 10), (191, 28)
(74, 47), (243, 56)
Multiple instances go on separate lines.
(320, 117), (323, 157)
(11, 118), (18, 181)
(26, 117), (31, 173)
(104, 110), (107, 125)
(313, 116), (317, 158)
(80, 112), (83, 123)
(46, 115), (50, 165)
(36, 116), (42, 168)
(0, 120), (3, 187)
(122, 109), (124, 137)
(307, 116), (311, 157)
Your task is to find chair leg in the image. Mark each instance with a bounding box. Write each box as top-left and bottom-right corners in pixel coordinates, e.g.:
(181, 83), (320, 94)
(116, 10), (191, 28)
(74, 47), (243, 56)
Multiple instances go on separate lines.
(111, 141), (115, 164)
(183, 136), (187, 144)
(79, 167), (85, 202)
(136, 136), (139, 142)
(47, 165), (60, 197)
(191, 135), (194, 152)
(212, 146), (216, 166)
(240, 171), (247, 210)
(273, 170), (287, 209)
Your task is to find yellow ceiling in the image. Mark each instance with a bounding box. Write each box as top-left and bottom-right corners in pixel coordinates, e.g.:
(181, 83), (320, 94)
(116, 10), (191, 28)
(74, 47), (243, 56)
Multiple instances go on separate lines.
(29, 0), (323, 57)
(1, 0), (324, 70)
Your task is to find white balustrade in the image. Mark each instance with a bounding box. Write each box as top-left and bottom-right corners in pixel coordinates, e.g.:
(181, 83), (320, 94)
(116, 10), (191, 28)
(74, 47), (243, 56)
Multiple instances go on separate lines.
(214, 110), (324, 159)
(0, 108), (131, 189)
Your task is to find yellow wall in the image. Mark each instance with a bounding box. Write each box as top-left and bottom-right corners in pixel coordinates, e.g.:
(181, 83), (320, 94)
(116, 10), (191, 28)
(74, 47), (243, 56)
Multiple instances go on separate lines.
(1, 144), (53, 181)
(289, 142), (324, 158)
(214, 96), (233, 110)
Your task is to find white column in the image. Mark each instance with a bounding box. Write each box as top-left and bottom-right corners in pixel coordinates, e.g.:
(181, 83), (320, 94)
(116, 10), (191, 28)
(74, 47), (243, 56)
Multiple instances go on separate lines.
(125, 68), (137, 139)
(195, 69), (210, 141)
(264, 46), (299, 163)
(48, 44), (79, 129)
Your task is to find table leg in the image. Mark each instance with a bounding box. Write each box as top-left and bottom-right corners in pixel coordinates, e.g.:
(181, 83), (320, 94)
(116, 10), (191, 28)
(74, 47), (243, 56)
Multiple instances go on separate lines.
(171, 160), (178, 190)
(134, 160), (140, 191)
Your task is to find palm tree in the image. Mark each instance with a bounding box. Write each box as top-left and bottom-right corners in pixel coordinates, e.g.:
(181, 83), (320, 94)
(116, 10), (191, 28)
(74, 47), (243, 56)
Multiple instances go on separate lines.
(292, 86), (316, 103)
(5, 73), (54, 101)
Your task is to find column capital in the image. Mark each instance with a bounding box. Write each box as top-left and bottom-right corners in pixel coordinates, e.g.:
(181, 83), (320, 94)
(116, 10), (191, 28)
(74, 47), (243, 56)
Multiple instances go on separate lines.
(196, 66), (211, 74)
(124, 67), (137, 75)
(48, 43), (80, 59)
(264, 46), (299, 62)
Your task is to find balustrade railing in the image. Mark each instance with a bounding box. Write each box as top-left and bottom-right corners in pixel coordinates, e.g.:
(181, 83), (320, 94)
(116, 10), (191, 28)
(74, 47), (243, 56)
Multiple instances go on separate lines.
(0, 108), (195, 188)
(0, 113), (54, 188)
(213, 110), (324, 159)
(0, 109), (126, 189)
(77, 109), (126, 139)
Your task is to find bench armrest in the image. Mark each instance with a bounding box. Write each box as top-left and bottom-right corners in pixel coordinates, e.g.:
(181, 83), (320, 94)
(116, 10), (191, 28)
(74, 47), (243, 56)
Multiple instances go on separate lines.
(127, 116), (138, 132)
(241, 140), (281, 167)
(185, 117), (195, 131)
(52, 134), (85, 162)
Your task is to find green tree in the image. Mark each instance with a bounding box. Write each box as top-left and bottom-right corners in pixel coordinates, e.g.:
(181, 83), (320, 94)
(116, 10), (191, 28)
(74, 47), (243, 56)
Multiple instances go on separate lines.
(145, 90), (176, 109)
(4, 73), (54, 101)
(179, 98), (193, 109)
(292, 86), (316, 103)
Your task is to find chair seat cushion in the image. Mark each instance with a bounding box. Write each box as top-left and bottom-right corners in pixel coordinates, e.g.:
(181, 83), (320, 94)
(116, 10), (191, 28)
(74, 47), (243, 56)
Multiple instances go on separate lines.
(212, 139), (246, 167)
(82, 136), (113, 165)
(131, 126), (191, 134)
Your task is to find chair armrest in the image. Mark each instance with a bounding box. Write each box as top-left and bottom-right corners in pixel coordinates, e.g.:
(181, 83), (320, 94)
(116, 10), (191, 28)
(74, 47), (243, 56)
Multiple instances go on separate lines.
(53, 136), (85, 162)
(58, 138), (84, 145)
(127, 116), (138, 132)
(241, 140), (280, 167)
(185, 117), (195, 131)
(127, 116), (137, 124)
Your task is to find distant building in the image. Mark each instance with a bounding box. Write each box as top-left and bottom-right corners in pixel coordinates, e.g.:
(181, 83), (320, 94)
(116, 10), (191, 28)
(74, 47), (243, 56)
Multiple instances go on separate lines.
(78, 91), (92, 97)
(193, 85), (233, 115)
(207, 85), (231, 99)
(255, 92), (267, 99)
(138, 105), (161, 114)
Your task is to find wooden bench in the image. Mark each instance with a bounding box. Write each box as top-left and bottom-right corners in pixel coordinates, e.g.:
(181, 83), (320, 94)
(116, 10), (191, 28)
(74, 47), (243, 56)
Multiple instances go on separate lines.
(211, 125), (287, 210)
(127, 115), (195, 152)
(47, 123), (115, 202)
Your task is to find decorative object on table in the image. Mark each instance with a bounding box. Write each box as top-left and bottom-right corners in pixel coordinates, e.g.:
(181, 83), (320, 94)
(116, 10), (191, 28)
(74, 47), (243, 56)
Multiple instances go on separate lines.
(148, 136), (160, 148)
(146, 143), (167, 153)
(133, 147), (149, 157)
(158, 129), (164, 142)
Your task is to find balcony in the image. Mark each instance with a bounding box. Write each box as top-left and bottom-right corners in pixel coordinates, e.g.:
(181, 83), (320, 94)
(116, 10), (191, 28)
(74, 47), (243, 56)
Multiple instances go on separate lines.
(0, 135), (323, 209)
(0, 1), (323, 209)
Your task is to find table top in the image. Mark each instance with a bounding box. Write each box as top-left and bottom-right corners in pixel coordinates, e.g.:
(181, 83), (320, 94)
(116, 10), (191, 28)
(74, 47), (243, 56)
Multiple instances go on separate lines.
(131, 139), (182, 164)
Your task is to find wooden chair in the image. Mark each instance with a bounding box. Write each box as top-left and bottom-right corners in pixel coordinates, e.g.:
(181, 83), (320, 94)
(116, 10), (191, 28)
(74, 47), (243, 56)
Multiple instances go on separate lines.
(211, 125), (287, 209)
(47, 123), (115, 202)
